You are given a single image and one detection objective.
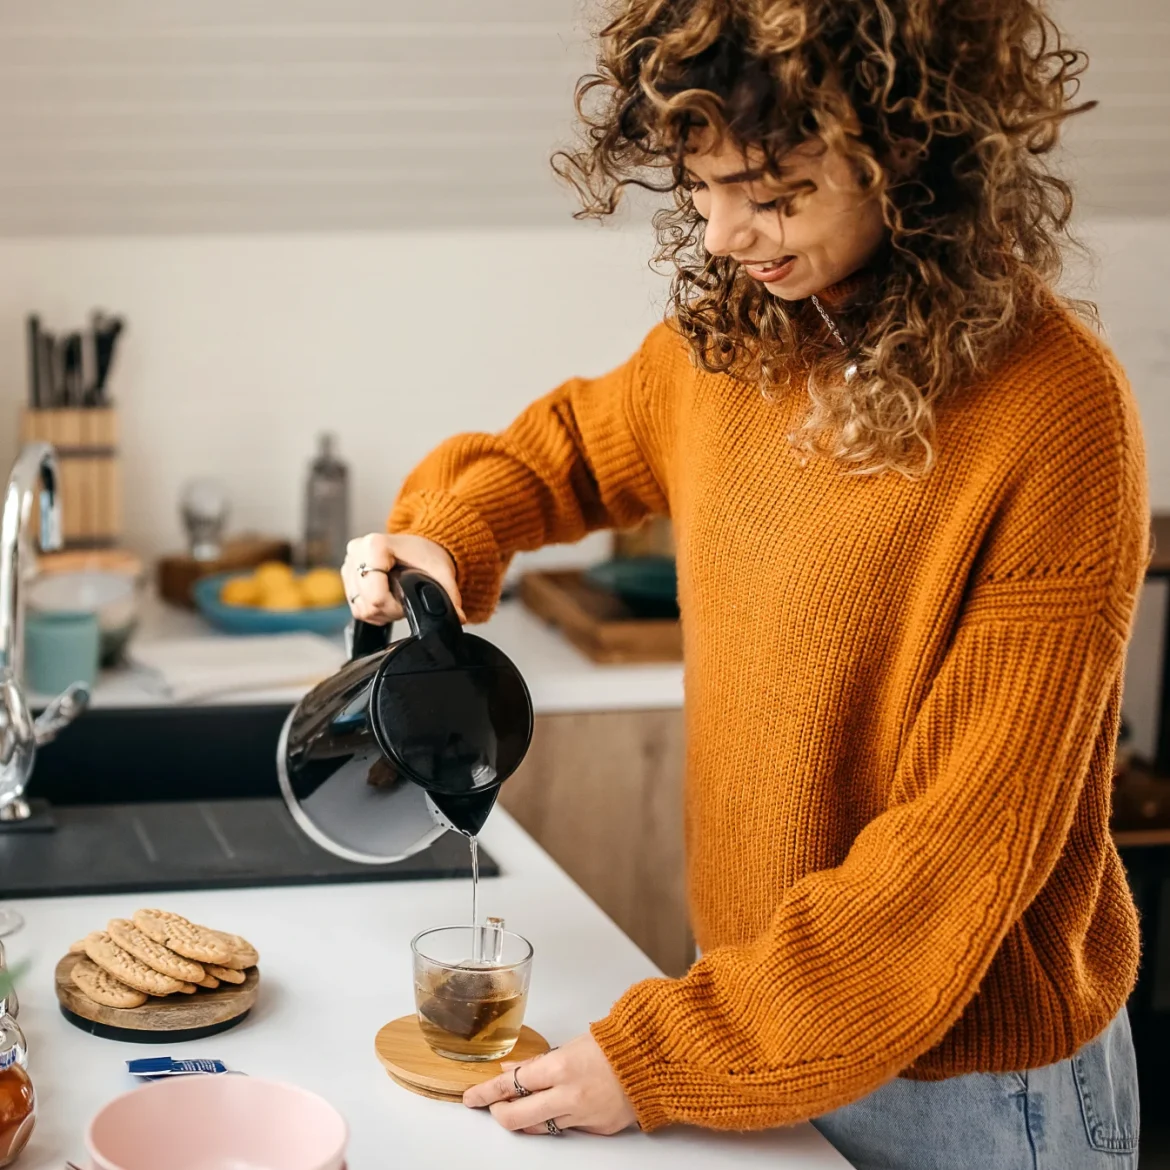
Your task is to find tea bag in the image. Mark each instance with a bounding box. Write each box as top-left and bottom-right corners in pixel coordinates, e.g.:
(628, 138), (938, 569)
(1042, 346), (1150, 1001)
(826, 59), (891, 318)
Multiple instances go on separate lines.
(418, 918), (512, 1040)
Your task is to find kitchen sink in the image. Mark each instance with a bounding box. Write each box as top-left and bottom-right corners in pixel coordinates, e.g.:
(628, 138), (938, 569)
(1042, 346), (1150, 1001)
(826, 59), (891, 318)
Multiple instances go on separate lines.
(1, 704), (496, 897)
(29, 704), (299, 805)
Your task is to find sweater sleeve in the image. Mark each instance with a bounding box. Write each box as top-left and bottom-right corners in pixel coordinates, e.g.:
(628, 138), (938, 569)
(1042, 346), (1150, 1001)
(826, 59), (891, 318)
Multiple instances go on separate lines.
(387, 324), (679, 621)
(590, 347), (1151, 1131)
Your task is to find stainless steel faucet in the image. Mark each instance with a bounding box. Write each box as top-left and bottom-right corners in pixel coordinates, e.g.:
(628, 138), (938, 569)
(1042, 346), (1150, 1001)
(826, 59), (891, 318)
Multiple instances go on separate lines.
(0, 442), (89, 822)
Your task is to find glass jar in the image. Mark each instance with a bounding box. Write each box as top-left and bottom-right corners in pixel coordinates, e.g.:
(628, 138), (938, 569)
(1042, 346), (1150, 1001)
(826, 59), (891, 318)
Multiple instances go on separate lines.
(0, 1014), (33, 1166)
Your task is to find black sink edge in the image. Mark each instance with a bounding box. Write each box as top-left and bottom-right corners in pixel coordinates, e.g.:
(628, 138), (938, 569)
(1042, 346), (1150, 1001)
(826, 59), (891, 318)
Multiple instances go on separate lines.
(4, 863), (502, 901)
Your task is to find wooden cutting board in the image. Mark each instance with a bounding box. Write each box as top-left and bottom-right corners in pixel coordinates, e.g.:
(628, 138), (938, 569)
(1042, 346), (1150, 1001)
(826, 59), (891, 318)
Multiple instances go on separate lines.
(55, 952), (260, 1042)
(374, 1015), (550, 1102)
(519, 570), (682, 664)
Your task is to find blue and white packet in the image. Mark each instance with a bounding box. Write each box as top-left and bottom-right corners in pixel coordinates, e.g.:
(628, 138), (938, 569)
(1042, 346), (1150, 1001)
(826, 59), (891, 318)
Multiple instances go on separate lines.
(126, 1056), (231, 1080)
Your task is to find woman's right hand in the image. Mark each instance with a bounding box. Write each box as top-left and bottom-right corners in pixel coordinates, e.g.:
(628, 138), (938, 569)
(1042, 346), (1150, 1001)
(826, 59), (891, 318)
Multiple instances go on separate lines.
(341, 533), (466, 626)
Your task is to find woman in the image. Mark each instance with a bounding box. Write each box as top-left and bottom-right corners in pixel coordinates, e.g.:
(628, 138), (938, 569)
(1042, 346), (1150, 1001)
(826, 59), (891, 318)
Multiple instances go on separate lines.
(344, 1), (1147, 1165)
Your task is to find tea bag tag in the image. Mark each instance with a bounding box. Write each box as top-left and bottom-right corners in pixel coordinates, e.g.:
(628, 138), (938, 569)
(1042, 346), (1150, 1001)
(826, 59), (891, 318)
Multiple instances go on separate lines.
(485, 917), (505, 966)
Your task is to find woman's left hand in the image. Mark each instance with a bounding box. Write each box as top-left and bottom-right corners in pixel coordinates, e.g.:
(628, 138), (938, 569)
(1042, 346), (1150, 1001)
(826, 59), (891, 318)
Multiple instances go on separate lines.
(462, 1032), (638, 1136)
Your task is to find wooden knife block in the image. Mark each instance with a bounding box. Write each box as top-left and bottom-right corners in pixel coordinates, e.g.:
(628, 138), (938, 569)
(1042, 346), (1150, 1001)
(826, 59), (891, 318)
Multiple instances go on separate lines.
(21, 407), (120, 549)
(158, 537), (293, 608)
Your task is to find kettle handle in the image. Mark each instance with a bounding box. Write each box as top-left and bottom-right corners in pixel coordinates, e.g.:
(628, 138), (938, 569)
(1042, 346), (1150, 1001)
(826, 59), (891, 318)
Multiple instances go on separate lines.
(349, 566), (460, 660)
(391, 565), (461, 637)
(349, 617), (392, 660)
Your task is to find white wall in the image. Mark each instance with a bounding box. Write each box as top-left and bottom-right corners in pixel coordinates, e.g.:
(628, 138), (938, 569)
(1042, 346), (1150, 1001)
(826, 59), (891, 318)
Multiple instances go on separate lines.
(1077, 219), (1170, 508)
(1075, 219), (1170, 757)
(0, 224), (666, 564)
(1, 217), (1165, 549)
(0, 217), (1165, 750)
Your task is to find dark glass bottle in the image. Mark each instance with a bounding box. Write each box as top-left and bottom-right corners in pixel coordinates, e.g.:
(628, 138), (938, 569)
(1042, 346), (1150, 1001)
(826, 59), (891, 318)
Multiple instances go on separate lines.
(303, 434), (349, 568)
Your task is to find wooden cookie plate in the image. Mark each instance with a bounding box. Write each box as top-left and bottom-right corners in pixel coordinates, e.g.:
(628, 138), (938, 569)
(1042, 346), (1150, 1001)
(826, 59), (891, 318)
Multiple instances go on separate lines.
(55, 952), (260, 1043)
(374, 1015), (550, 1102)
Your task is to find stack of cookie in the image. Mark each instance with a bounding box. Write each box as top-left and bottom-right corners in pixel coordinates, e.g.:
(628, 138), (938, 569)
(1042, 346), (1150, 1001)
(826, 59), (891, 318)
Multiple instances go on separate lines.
(69, 909), (259, 1010)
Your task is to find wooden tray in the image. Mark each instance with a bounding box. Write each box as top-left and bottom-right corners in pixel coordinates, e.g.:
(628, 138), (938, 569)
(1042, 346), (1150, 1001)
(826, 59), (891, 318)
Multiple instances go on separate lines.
(157, 537), (293, 608)
(55, 952), (260, 1043)
(519, 570), (681, 664)
(374, 1015), (550, 1102)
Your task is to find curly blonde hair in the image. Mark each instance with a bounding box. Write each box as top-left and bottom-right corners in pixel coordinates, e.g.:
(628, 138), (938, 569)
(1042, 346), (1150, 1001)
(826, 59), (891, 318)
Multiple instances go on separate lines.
(554, 0), (1094, 476)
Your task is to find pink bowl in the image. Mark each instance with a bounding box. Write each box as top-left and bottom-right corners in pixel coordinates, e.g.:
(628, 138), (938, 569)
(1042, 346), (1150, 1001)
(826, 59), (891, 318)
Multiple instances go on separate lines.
(86, 1076), (348, 1170)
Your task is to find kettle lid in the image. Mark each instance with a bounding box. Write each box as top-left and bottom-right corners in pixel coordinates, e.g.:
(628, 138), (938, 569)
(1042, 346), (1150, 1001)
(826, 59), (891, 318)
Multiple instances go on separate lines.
(370, 628), (532, 797)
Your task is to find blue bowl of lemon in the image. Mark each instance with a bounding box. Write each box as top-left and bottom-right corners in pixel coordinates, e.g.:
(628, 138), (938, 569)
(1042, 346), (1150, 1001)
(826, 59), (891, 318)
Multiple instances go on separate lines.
(192, 562), (351, 636)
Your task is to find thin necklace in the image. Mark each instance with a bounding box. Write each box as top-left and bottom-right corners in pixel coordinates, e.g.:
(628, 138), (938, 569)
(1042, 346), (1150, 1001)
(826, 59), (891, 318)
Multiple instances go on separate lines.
(809, 294), (858, 384)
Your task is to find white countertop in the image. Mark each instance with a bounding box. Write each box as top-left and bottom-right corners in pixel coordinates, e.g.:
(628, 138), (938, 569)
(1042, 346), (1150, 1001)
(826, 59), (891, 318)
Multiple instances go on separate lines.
(4, 812), (847, 1169)
(64, 597), (683, 715)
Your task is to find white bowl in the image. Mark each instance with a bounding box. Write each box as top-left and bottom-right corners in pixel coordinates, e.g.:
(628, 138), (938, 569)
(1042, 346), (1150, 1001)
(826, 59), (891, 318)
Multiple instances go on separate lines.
(28, 570), (140, 662)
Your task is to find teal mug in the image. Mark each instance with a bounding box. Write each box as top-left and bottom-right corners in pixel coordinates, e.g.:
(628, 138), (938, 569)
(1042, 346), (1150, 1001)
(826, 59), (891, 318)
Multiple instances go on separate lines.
(24, 609), (100, 697)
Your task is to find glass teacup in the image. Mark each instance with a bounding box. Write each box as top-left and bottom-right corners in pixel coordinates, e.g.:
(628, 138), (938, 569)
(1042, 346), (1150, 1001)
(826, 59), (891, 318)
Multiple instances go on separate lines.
(412, 925), (533, 1062)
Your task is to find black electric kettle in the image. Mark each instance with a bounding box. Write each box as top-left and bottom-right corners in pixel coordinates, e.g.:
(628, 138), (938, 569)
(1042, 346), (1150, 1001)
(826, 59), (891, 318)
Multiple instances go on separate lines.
(278, 566), (533, 863)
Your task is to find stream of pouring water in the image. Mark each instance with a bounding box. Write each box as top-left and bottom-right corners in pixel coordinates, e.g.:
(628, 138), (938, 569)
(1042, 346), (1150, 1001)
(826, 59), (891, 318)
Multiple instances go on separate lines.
(468, 833), (481, 963)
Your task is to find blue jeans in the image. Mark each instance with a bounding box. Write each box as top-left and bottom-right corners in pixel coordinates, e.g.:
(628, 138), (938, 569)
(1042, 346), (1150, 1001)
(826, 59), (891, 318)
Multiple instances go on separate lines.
(813, 1010), (1139, 1169)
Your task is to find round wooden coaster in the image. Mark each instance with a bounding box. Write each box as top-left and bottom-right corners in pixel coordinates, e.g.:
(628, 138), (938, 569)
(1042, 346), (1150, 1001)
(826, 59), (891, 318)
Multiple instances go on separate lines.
(55, 952), (259, 1042)
(374, 1015), (550, 1100)
(385, 1070), (464, 1103)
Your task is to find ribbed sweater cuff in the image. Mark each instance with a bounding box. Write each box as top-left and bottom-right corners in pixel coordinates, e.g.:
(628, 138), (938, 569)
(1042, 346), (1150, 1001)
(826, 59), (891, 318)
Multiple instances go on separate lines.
(591, 993), (673, 1133)
(387, 490), (504, 622)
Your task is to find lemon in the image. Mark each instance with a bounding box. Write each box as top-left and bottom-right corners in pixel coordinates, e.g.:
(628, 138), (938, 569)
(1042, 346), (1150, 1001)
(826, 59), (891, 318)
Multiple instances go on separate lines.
(220, 576), (261, 607)
(253, 561), (294, 590)
(300, 568), (346, 608)
(259, 584), (305, 612)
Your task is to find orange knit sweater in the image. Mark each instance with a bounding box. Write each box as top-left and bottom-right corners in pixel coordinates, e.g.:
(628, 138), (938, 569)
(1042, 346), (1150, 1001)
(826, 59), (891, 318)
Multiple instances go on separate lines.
(389, 302), (1149, 1132)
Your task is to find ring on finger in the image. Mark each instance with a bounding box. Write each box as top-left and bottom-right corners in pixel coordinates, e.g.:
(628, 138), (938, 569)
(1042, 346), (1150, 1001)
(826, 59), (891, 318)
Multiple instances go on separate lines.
(546, 1119), (563, 1136)
(358, 562), (390, 579)
(512, 1069), (531, 1099)
(349, 594), (360, 605)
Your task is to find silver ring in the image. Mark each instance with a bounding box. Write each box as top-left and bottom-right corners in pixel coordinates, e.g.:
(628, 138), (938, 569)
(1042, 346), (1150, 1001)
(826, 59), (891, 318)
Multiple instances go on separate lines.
(349, 594), (359, 605)
(546, 1119), (563, 1136)
(512, 1069), (531, 1099)
(357, 562), (370, 577)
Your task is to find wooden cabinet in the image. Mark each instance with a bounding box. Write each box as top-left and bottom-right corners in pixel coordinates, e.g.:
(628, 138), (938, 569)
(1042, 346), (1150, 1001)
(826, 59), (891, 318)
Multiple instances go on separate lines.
(501, 709), (692, 977)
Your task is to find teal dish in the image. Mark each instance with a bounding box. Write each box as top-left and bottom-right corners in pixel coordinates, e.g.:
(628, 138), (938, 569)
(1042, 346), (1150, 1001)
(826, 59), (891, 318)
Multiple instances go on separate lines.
(585, 556), (679, 618)
(192, 572), (352, 636)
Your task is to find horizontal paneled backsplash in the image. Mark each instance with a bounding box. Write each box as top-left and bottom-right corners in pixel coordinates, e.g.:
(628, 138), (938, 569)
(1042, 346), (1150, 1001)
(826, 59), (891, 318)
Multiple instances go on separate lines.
(0, 0), (1163, 234)
(0, 0), (594, 234)
(1059, 0), (1170, 216)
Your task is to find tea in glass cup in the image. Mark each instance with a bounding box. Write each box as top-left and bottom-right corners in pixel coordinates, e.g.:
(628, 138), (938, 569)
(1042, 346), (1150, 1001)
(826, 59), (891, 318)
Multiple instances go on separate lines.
(412, 924), (533, 1062)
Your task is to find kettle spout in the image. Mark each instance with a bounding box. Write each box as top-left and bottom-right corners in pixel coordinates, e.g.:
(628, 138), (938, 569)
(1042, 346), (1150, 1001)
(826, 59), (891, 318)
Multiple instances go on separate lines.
(430, 787), (500, 837)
